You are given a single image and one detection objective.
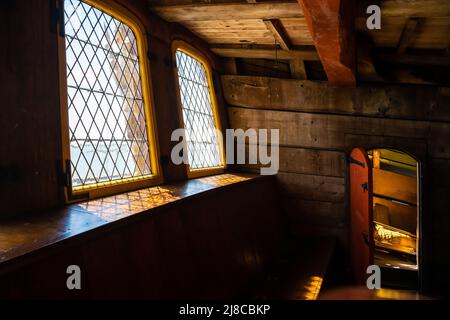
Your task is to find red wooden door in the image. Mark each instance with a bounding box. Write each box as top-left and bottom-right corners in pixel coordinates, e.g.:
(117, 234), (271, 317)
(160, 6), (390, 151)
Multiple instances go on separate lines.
(349, 147), (374, 285)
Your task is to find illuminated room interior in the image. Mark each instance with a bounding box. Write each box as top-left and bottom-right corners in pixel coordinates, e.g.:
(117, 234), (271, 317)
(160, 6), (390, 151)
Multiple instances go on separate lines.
(1, 0), (450, 301)
(369, 148), (419, 288)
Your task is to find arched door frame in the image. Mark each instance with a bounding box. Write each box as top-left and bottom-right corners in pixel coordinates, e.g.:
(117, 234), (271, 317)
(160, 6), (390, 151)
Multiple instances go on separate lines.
(347, 145), (425, 291)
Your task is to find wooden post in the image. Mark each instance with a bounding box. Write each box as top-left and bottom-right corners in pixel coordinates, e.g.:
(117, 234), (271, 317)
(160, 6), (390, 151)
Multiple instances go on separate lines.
(297, 0), (356, 86)
(289, 59), (307, 79)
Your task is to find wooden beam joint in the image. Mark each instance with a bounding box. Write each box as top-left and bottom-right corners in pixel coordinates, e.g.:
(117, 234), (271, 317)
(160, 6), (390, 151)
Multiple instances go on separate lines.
(290, 59), (307, 79)
(263, 19), (292, 51)
(397, 17), (423, 55)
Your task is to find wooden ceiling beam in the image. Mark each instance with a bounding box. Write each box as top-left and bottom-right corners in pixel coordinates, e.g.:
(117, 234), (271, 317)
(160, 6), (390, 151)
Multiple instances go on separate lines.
(397, 17), (422, 55)
(149, 0), (298, 6)
(210, 46), (319, 60)
(376, 52), (450, 67)
(263, 19), (292, 50)
(150, 2), (303, 22)
(289, 59), (307, 79)
(297, 0), (356, 86)
(356, 0), (450, 18)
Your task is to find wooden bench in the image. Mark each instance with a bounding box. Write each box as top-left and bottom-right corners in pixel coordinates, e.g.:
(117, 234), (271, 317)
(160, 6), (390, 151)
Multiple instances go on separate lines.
(247, 237), (336, 300)
(0, 173), (336, 299)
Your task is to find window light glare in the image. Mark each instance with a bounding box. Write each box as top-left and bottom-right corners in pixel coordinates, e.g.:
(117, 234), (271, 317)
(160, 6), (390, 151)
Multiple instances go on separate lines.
(64, 0), (153, 190)
(175, 49), (222, 171)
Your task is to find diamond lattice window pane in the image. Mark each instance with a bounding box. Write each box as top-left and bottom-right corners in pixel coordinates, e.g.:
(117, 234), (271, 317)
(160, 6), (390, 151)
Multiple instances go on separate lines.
(175, 50), (222, 170)
(64, 0), (152, 188)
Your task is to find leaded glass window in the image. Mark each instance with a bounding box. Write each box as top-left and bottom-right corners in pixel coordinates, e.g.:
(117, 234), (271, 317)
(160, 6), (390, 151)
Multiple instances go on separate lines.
(63, 0), (154, 190)
(175, 49), (223, 171)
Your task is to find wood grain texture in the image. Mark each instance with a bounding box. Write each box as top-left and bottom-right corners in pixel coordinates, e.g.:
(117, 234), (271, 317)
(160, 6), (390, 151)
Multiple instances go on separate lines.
(0, 0), (63, 217)
(276, 172), (345, 203)
(282, 197), (346, 227)
(379, 0), (450, 17)
(225, 75), (450, 277)
(151, 2), (304, 22)
(148, 37), (188, 182)
(289, 59), (307, 79)
(0, 176), (285, 299)
(277, 148), (345, 177)
(180, 18), (312, 46)
(263, 19), (292, 50)
(297, 0), (356, 86)
(212, 47), (319, 60)
(222, 75), (450, 121)
(373, 168), (417, 204)
(240, 146), (345, 177)
(356, 17), (450, 49)
(397, 17), (422, 54)
(229, 106), (450, 158)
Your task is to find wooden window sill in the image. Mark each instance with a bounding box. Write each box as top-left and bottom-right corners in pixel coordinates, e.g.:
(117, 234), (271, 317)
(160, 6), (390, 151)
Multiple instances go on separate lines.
(0, 173), (266, 273)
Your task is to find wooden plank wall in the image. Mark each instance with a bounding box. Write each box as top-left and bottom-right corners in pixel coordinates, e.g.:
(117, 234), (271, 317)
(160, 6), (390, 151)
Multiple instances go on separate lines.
(222, 75), (450, 294)
(0, 0), (226, 218)
(0, 0), (63, 217)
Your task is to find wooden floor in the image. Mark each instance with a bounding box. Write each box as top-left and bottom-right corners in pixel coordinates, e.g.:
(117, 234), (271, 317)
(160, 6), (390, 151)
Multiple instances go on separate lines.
(249, 237), (336, 300)
(319, 286), (431, 300)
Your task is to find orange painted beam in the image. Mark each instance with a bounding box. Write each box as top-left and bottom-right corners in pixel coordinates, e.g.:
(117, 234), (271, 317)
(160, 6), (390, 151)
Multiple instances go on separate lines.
(297, 0), (356, 86)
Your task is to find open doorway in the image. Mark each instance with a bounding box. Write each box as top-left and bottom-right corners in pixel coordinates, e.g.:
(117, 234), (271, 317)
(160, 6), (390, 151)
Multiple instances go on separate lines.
(350, 147), (420, 289)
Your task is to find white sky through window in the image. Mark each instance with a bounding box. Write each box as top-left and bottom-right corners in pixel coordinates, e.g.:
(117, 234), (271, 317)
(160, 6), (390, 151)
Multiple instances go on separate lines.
(64, 0), (152, 188)
(175, 50), (222, 170)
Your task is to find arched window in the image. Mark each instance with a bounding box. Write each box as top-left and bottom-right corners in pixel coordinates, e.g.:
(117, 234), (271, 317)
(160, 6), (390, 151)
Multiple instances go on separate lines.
(60, 0), (160, 200)
(173, 42), (225, 177)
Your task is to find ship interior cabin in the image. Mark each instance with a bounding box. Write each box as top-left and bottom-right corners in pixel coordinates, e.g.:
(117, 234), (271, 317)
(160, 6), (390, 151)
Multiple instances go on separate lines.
(361, 148), (420, 289)
(1, 0), (450, 300)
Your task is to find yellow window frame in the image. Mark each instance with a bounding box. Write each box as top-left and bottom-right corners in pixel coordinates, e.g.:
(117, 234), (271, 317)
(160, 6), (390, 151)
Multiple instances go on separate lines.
(172, 40), (226, 179)
(57, 0), (162, 202)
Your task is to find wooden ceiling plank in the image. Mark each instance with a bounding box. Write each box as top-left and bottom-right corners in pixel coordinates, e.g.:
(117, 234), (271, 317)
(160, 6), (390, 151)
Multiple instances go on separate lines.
(210, 46), (319, 60)
(149, 0), (298, 7)
(380, 0), (450, 18)
(263, 19), (292, 50)
(150, 2), (304, 21)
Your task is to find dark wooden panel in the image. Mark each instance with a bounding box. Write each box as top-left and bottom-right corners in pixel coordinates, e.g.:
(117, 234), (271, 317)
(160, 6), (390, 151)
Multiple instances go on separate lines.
(289, 223), (348, 250)
(0, 0), (63, 217)
(237, 58), (292, 79)
(276, 172), (345, 203)
(275, 148), (345, 177)
(222, 75), (450, 122)
(148, 37), (188, 182)
(282, 197), (345, 227)
(228, 106), (450, 158)
(224, 74), (450, 296)
(240, 146), (345, 177)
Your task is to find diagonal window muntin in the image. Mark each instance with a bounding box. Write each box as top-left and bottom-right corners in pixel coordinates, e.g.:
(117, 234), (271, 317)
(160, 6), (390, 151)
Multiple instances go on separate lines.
(174, 46), (224, 174)
(61, 0), (159, 196)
